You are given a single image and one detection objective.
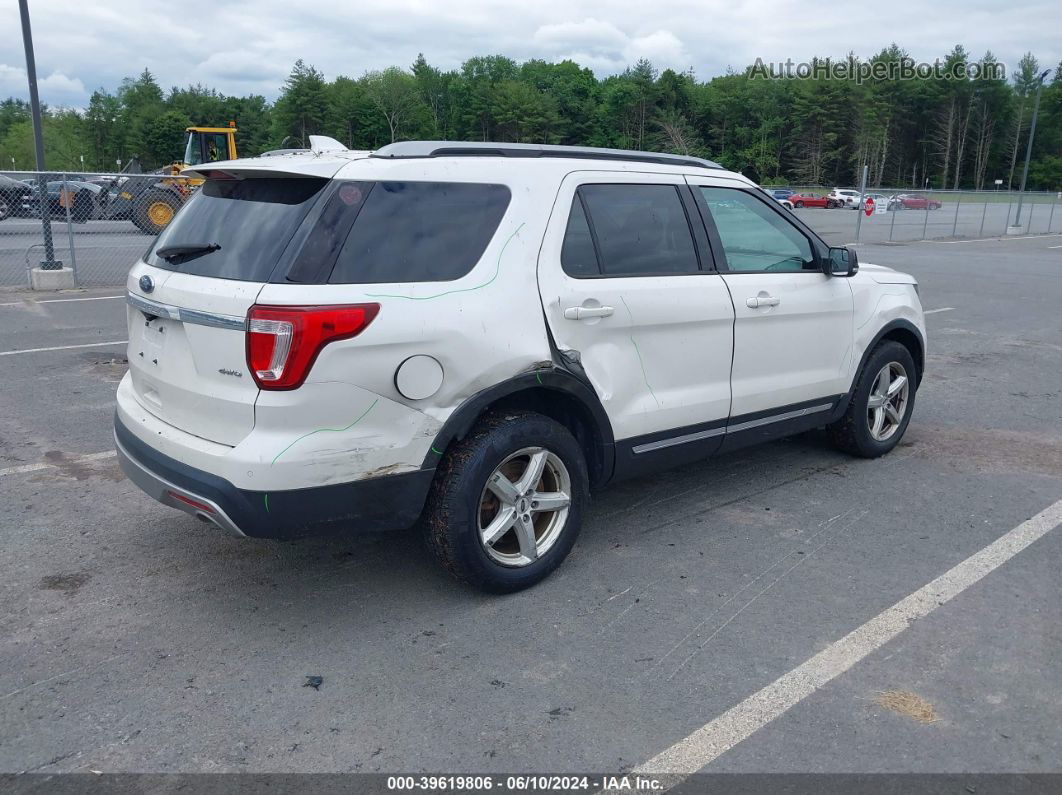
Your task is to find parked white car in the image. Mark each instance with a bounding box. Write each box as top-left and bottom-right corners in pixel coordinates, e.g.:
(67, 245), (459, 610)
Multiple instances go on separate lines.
(829, 188), (863, 209)
(116, 139), (926, 592)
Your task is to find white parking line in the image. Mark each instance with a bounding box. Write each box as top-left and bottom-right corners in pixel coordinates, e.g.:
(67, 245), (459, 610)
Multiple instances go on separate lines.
(935, 233), (1062, 244)
(0, 450), (117, 477)
(923, 307), (955, 315)
(0, 340), (127, 357)
(633, 497), (1062, 780)
(0, 294), (124, 307)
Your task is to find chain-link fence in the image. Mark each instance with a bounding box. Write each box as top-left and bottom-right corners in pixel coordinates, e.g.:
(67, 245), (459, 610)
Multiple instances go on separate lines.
(0, 170), (198, 288)
(2, 172), (1061, 289)
(770, 186), (1062, 245)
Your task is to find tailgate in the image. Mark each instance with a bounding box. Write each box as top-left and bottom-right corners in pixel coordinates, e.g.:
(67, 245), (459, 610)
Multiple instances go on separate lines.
(126, 264), (261, 446)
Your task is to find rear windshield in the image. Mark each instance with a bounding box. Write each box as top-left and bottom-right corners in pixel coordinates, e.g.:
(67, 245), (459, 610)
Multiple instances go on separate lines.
(145, 177), (327, 280)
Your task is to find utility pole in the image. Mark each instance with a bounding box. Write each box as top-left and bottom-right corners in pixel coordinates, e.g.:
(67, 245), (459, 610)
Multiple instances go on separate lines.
(1013, 69), (1051, 230)
(18, 0), (61, 269)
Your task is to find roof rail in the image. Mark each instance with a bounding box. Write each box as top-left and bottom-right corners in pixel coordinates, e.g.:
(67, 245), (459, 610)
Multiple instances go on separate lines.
(259, 148), (309, 158)
(371, 141), (722, 170)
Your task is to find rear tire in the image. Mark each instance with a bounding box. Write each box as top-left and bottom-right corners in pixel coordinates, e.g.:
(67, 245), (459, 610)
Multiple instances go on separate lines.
(795, 201), (804, 208)
(828, 341), (917, 458)
(424, 411), (588, 593)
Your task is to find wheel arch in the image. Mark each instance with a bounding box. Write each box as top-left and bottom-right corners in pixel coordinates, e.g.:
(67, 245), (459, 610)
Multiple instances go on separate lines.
(423, 369), (616, 489)
(857, 319), (925, 389)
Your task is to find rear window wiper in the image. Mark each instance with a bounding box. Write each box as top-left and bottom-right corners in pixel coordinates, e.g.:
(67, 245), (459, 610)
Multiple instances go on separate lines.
(156, 242), (221, 263)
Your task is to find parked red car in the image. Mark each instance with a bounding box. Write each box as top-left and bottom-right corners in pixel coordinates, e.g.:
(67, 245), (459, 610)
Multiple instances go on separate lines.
(889, 193), (942, 210)
(789, 192), (832, 209)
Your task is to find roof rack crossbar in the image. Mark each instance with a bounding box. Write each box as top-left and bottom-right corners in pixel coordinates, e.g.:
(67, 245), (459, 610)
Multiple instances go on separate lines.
(370, 141), (722, 171)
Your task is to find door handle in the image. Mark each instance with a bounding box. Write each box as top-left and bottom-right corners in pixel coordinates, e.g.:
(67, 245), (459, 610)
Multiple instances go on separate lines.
(746, 296), (780, 308)
(563, 305), (615, 320)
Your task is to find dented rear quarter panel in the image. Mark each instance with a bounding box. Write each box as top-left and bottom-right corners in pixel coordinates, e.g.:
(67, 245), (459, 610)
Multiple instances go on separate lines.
(250, 159), (558, 489)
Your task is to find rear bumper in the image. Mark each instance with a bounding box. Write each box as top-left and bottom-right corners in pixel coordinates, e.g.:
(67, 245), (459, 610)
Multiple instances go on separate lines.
(115, 415), (435, 539)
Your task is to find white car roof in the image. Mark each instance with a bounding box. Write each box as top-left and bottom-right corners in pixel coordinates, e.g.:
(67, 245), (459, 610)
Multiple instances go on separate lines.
(183, 141), (748, 184)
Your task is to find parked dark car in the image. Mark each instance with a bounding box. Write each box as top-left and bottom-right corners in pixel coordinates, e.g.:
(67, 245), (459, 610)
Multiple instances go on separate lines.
(0, 174), (33, 221)
(18, 180), (107, 223)
(770, 188), (795, 200)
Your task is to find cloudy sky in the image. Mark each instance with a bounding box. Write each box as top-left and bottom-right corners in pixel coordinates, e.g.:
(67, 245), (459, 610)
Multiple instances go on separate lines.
(1, 0), (1059, 107)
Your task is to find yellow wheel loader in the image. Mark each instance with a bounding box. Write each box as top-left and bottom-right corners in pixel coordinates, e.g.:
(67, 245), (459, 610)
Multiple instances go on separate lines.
(113, 124), (238, 235)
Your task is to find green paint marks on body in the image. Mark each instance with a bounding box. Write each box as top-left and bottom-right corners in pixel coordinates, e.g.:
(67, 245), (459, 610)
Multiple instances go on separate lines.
(430, 445), (443, 456)
(263, 493), (270, 513)
(270, 398), (380, 466)
(620, 296), (659, 405)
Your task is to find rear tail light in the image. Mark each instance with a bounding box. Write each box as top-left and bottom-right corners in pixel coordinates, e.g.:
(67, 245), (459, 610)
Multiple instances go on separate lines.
(246, 304), (380, 390)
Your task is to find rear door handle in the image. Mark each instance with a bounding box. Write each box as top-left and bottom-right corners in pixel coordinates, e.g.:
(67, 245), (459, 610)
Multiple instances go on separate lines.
(563, 305), (615, 320)
(746, 296), (780, 308)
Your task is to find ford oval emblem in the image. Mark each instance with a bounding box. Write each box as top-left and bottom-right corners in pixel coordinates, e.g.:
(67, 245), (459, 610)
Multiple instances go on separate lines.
(139, 275), (154, 293)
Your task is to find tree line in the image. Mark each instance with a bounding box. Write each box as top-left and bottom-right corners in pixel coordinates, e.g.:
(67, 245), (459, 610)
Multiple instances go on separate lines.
(1, 45), (1059, 190)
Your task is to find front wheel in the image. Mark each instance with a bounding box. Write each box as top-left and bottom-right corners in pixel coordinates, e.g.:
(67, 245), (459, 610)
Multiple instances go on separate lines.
(424, 411), (588, 593)
(828, 341), (917, 458)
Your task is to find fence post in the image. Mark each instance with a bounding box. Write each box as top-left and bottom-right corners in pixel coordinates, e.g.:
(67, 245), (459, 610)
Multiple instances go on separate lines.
(979, 199), (988, 237)
(61, 173), (79, 284)
(853, 164), (869, 243)
(951, 193), (961, 237)
(1049, 200), (1056, 233)
(1026, 203), (1034, 234)
(922, 203), (930, 241)
(888, 199), (897, 241)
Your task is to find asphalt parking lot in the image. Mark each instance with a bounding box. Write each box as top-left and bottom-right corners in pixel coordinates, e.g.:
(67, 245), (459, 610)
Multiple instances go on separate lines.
(794, 199), (1059, 244)
(1, 234), (1060, 778)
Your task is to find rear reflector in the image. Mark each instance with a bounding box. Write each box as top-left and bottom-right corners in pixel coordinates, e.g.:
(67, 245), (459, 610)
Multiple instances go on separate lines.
(246, 304), (380, 390)
(168, 491), (215, 513)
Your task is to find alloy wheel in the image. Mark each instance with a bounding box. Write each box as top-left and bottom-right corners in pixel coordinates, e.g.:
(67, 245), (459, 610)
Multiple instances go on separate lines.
(477, 447), (572, 567)
(867, 362), (910, 442)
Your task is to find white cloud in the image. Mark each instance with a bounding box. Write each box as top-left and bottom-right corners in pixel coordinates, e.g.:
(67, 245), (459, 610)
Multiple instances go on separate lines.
(533, 19), (629, 53)
(0, 64), (86, 107)
(531, 19), (691, 73)
(0, 0), (1058, 105)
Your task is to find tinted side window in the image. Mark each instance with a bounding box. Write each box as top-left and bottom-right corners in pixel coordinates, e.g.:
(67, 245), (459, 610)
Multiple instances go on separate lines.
(329, 182), (510, 284)
(560, 196), (599, 277)
(579, 185), (698, 276)
(699, 187), (815, 272)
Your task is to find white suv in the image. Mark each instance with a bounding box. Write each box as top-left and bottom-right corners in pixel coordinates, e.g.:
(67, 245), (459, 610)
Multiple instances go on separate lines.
(115, 140), (925, 592)
(828, 188), (862, 209)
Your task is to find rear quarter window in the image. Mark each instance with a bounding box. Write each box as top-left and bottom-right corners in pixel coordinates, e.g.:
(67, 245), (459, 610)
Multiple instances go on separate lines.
(327, 182), (511, 284)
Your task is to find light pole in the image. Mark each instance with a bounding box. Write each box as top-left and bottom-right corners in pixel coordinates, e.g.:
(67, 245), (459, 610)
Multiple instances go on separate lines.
(19, 0), (61, 269)
(1013, 69), (1051, 229)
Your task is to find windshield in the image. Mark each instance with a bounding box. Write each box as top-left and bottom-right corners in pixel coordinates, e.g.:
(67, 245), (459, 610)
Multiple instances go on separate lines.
(183, 133), (199, 166)
(145, 177), (327, 280)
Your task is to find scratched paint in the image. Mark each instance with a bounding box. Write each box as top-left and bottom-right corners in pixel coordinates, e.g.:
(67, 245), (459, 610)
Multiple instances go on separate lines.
(620, 296), (660, 405)
(270, 398), (380, 466)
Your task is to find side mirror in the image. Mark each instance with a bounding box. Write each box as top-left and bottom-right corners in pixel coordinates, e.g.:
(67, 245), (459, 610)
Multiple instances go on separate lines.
(825, 245), (859, 277)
